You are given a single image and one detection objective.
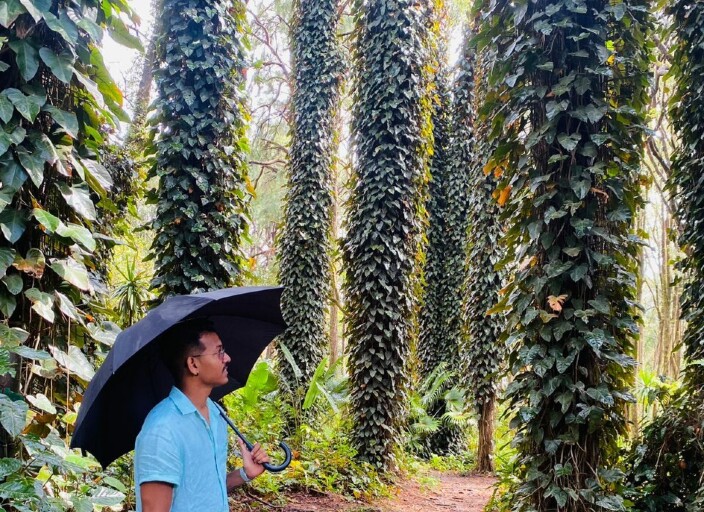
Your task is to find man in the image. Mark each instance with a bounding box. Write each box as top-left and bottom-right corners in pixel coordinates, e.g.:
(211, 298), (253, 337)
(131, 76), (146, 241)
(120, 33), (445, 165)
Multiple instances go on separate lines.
(135, 319), (270, 512)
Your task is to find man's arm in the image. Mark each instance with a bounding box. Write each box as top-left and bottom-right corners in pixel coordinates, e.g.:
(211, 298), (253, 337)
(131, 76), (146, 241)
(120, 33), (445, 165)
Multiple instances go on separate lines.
(226, 438), (271, 491)
(140, 482), (174, 512)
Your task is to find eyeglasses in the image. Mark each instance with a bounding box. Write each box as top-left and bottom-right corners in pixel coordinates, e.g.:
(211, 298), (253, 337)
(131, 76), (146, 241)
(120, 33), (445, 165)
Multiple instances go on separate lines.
(191, 346), (227, 361)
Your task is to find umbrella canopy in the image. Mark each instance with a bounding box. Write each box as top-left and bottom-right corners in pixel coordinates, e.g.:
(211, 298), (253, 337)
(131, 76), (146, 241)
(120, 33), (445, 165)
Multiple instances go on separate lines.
(71, 286), (285, 468)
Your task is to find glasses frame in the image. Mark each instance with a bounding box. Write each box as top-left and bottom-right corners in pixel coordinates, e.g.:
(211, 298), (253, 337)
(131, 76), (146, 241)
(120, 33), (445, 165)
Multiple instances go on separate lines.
(190, 346), (227, 361)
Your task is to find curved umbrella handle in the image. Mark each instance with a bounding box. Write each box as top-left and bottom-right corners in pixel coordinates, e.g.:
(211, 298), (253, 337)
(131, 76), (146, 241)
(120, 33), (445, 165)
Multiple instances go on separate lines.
(215, 403), (292, 473)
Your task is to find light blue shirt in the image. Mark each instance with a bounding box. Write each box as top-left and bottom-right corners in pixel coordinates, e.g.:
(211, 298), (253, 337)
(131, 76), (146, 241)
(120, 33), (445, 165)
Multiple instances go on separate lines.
(135, 387), (229, 512)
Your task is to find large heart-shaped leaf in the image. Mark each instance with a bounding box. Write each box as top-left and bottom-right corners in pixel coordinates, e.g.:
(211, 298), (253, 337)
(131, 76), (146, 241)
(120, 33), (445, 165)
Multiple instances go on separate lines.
(42, 105), (78, 137)
(0, 159), (27, 192)
(0, 458), (22, 480)
(86, 322), (120, 346)
(81, 158), (113, 193)
(17, 148), (45, 187)
(0, 291), (16, 318)
(8, 40), (40, 81)
(2, 273), (23, 295)
(39, 48), (74, 85)
(24, 287), (55, 323)
(43, 10), (78, 45)
(10, 346), (50, 361)
(26, 394), (56, 414)
(49, 345), (94, 382)
(0, 324), (27, 345)
(76, 18), (103, 43)
(50, 258), (91, 291)
(0, 247), (16, 278)
(4, 88), (45, 123)
(32, 208), (61, 233)
(0, 393), (28, 437)
(0, 93), (13, 124)
(56, 223), (95, 252)
(0, 209), (26, 243)
(0, 0), (26, 29)
(18, 0), (50, 22)
(57, 183), (96, 221)
(13, 248), (45, 278)
(55, 291), (80, 321)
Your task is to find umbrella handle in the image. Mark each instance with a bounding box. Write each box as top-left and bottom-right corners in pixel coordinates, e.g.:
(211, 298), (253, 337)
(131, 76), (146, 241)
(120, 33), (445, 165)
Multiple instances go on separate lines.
(215, 403), (292, 473)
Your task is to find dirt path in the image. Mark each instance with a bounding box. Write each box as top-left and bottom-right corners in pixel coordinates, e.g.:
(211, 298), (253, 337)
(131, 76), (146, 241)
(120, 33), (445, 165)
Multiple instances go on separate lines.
(239, 472), (496, 512)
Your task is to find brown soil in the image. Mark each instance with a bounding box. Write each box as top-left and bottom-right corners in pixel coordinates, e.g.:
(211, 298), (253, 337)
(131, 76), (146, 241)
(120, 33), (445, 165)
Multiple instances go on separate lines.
(232, 472), (496, 512)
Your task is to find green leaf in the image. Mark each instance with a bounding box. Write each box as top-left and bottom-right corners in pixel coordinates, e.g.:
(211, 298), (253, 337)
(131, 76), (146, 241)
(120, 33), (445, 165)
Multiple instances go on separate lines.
(88, 322), (121, 346)
(32, 208), (61, 233)
(13, 248), (45, 278)
(81, 158), (113, 193)
(50, 258), (92, 291)
(55, 291), (80, 321)
(588, 296), (611, 315)
(18, 0), (50, 22)
(0, 247), (16, 278)
(56, 223), (95, 252)
(0, 324), (28, 345)
(17, 148), (45, 187)
(0, 458), (22, 479)
(557, 133), (580, 152)
(0, 290), (16, 317)
(43, 10), (79, 44)
(39, 48), (74, 84)
(0, 159), (27, 192)
(0, 393), (28, 437)
(42, 104), (78, 137)
(77, 18), (103, 43)
(10, 346), (51, 361)
(24, 287), (55, 323)
(57, 183), (96, 221)
(107, 19), (143, 51)
(4, 88), (45, 123)
(49, 345), (94, 382)
(0, 209), (26, 243)
(8, 40), (40, 81)
(0, 93), (13, 123)
(89, 486), (125, 507)
(2, 273), (23, 295)
(0, 0), (26, 29)
(26, 393), (56, 414)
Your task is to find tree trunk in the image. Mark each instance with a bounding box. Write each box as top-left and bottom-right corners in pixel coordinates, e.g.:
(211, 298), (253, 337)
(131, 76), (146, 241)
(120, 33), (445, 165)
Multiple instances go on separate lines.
(476, 392), (496, 472)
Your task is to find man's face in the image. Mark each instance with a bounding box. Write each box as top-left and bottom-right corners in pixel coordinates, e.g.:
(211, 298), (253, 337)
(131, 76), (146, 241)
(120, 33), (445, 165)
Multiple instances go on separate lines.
(192, 331), (231, 387)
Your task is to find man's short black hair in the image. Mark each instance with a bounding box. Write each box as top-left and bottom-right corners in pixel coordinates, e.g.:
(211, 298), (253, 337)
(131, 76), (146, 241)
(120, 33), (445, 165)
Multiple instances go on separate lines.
(160, 318), (216, 385)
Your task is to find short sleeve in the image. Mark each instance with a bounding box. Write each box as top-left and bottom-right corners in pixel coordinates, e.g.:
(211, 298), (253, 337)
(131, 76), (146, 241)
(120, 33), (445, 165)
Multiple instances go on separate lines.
(135, 424), (182, 487)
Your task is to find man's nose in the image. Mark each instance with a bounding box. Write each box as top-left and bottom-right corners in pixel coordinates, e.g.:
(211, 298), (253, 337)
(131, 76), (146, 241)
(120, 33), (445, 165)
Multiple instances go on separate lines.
(224, 351), (231, 363)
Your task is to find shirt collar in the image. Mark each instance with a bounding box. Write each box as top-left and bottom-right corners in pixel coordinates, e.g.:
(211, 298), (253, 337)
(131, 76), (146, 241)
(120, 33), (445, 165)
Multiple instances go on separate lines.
(168, 386), (197, 416)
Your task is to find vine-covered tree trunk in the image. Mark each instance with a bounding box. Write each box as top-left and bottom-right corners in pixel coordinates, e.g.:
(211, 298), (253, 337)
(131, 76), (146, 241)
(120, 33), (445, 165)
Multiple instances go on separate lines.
(277, 0), (343, 396)
(476, 0), (650, 509)
(669, 0), (704, 392)
(344, 0), (430, 469)
(150, 0), (250, 297)
(417, 36), (468, 455)
(464, 33), (505, 474)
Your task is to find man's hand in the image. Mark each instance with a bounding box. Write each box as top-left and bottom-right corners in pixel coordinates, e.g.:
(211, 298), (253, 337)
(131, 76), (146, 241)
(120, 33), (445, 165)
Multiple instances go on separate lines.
(239, 437), (270, 480)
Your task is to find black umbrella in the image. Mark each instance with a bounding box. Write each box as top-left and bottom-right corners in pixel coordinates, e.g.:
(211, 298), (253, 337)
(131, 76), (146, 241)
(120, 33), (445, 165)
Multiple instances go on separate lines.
(71, 286), (291, 471)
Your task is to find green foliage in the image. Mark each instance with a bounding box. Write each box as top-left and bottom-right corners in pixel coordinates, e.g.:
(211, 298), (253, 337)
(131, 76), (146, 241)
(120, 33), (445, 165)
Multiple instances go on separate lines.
(668, 0), (704, 392)
(343, 0), (433, 469)
(474, 0), (651, 509)
(417, 41), (468, 455)
(223, 359), (388, 502)
(403, 362), (473, 457)
(277, 0), (344, 394)
(623, 389), (704, 511)
(149, 0), (250, 297)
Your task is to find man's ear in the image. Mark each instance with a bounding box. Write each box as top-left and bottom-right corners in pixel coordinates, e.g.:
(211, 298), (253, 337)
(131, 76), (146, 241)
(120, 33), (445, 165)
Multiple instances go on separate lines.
(185, 355), (199, 376)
